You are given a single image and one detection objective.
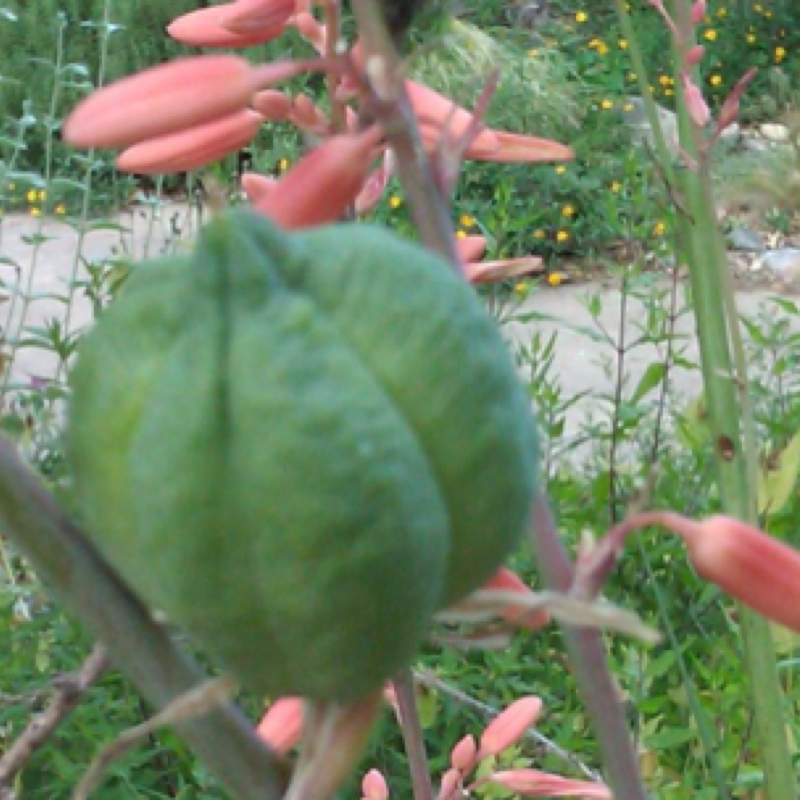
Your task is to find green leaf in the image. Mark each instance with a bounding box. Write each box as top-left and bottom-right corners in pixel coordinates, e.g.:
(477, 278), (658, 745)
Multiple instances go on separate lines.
(630, 362), (665, 404)
(644, 726), (696, 749)
(757, 429), (800, 518)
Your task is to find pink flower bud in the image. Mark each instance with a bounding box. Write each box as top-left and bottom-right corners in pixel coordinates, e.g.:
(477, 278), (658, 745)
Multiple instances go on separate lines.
(63, 56), (260, 149)
(253, 127), (382, 228)
(361, 769), (389, 800)
(450, 735), (478, 773)
(674, 515), (800, 632)
(467, 130), (572, 163)
(168, 4), (287, 47)
(221, 0), (294, 33)
(405, 81), (499, 155)
(689, 0), (706, 24)
(291, 93), (327, 132)
(485, 769), (612, 798)
(241, 172), (278, 204)
(716, 68), (757, 132)
(355, 150), (395, 215)
(464, 256), (542, 284)
(292, 11), (326, 53)
(255, 696), (304, 755)
(115, 109), (262, 174)
(455, 235), (486, 265)
(477, 696), (542, 759)
(477, 567), (550, 629)
(252, 90), (293, 121)
(680, 73), (710, 127)
(438, 768), (462, 800)
(682, 44), (705, 68)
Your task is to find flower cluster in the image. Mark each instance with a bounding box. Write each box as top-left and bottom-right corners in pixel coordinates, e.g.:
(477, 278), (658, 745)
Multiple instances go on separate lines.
(257, 694), (612, 800)
(63, 0), (573, 283)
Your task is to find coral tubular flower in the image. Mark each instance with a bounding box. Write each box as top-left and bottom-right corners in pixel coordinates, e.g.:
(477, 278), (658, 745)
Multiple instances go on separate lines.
(252, 90), (293, 121)
(115, 110), (263, 174)
(405, 81), (499, 155)
(256, 696), (304, 755)
(361, 769), (390, 800)
(221, 0), (295, 33)
(624, 511), (800, 633)
(680, 73), (710, 127)
(63, 56), (260, 149)
(450, 735), (478, 772)
(467, 130), (573, 163)
(478, 696), (542, 759)
(252, 127), (383, 228)
(355, 150), (396, 216)
(168, 3), (289, 47)
(479, 567), (550, 629)
(455, 235), (486, 265)
(241, 172), (278, 204)
(483, 769), (612, 798)
(464, 256), (542, 284)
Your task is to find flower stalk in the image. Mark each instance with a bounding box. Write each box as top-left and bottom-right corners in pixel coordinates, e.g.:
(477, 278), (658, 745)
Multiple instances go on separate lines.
(614, 1), (798, 796)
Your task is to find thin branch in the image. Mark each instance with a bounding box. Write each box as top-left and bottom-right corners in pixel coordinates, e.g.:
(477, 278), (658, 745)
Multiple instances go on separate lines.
(392, 668), (434, 800)
(528, 490), (650, 800)
(0, 644), (111, 794)
(0, 435), (289, 800)
(74, 676), (237, 800)
(349, 0), (460, 269)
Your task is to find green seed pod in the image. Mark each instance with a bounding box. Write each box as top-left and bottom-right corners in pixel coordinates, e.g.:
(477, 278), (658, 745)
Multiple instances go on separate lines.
(67, 210), (537, 700)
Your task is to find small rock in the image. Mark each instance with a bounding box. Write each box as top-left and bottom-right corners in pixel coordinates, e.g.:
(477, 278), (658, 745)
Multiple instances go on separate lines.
(718, 122), (741, 144)
(727, 226), (766, 252)
(622, 96), (679, 156)
(760, 123), (790, 142)
(758, 248), (800, 281)
(742, 134), (771, 153)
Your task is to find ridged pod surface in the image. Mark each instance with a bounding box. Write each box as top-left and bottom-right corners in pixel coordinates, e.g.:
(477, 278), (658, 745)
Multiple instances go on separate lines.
(67, 210), (538, 700)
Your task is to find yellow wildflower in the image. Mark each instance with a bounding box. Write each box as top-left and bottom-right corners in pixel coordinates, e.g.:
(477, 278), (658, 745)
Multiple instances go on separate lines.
(26, 189), (37, 204)
(55, 203), (66, 214)
(703, 29), (717, 41)
(455, 229), (467, 238)
(389, 195), (402, 208)
(459, 213), (474, 227)
(561, 204), (575, 217)
(709, 74), (722, 86)
(29, 207), (41, 216)
(533, 229), (545, 239)
(575, 10), (588, 22)
(611, 181), (622, 193)
(601, 98), (613, 109)
(554, 164), (566, 175)
(547, 272), (562, 287)
(653, 221), (666, 236)
(555, 230), (569, 243)
(618, 38), (628, 49)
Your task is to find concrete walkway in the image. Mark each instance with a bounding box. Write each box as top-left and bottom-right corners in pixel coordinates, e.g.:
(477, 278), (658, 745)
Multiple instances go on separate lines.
(1, 204), (791, 446)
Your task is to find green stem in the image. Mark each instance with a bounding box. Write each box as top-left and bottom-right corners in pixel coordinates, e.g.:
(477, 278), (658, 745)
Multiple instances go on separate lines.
(0, 436), (288, 800)
(667, 3), (796, 797)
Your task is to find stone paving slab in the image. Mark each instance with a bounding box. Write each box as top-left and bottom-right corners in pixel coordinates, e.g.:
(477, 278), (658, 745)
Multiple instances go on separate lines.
(1, 204), (792, 450)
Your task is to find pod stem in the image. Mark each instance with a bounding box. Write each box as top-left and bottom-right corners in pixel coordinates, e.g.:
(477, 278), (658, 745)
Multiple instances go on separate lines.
(393, 668), (434, 800)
